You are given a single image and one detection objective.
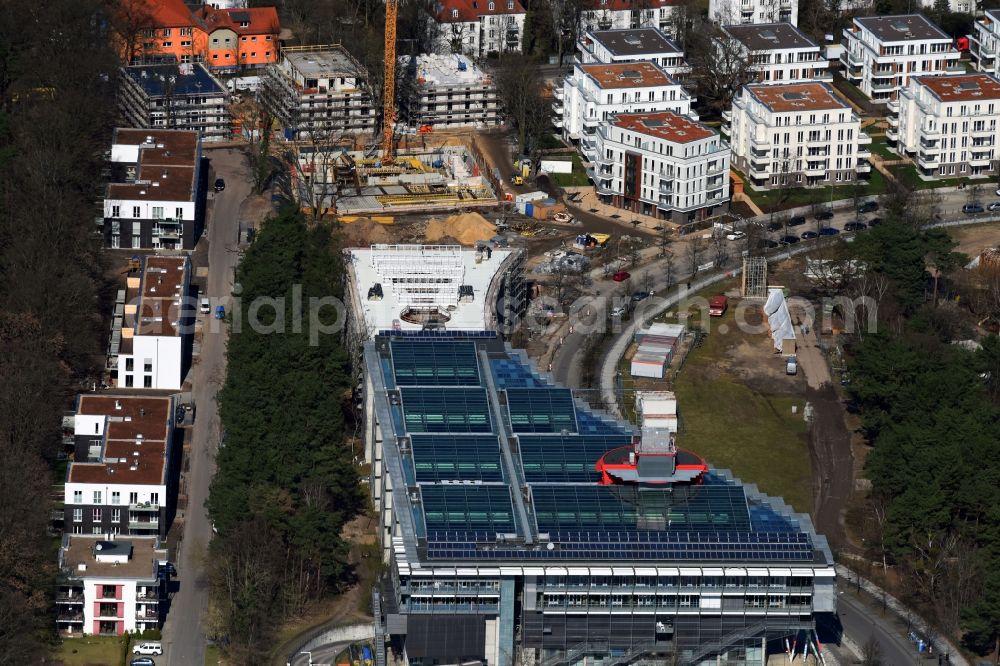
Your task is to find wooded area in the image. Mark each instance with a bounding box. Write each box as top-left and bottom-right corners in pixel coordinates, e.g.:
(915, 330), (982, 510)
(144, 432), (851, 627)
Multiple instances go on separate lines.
(844, 218), (1000, 658)
(206, 208), (363, 663)
(0, 0), (117, 661)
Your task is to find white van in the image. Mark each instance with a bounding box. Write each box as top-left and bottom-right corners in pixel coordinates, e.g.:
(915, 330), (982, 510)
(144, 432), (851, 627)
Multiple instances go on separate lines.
(200, 297), (211, 314)
(786, 356), (798, 375)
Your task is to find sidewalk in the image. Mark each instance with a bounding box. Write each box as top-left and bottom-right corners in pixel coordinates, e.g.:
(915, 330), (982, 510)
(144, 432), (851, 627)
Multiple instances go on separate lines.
(564, 186), (675, 232)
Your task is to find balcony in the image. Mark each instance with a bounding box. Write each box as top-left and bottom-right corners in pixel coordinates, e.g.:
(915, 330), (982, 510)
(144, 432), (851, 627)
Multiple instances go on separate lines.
(720, 124), (731, 136)
(946, 62), (965, 73)
(811, 69), (834, 82)
(918, 152), (940, 168)
(919, 140), (940, 154)
(707, 163), (728, 176)
(553, 86), (564, 100)
(920, 126), (941, 138)
(57, 610), (84, 623)
(130, 503), (159, 512)
(972, 126), (995, 138)
(871, 81), (896, 92)
(887, 115), (899, 127)
(551, 101), (563, 114)
(845, 51), (863, 67)
(129, 518), (159, 531)
(969, 154), (993, 167)
(136, 609), (159, 621)
(583, 116), (599, 129)
(887, 99), (900, 113)
(553, 117), (563, 129)
(721, 110), (732, 123)
(56, 592), (85, 604)
(751, 135), (771, 150)
(856, 161), (872, 174)
(659, 181), (674, 195)
(749, 164), (769, 178)
(857, 148), (871, 159)
(804, 165), (827, 177)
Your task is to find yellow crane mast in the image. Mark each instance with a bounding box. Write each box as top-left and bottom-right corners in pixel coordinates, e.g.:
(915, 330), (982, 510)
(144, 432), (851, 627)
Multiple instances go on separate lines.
(382, 0), (399, 162)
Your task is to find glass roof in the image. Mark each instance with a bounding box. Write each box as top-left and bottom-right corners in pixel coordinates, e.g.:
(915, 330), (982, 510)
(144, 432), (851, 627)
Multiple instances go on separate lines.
(506, 388), (578, 433)
(517, 434), (633, 483)
(391, 339), (480, 386)
(421, 484), (516, 538)
(411, 434), (503, 482)
(400, 388), (493, 433)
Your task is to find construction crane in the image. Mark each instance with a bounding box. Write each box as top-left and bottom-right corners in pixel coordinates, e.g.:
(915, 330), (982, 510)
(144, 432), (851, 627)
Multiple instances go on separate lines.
(381, 0), (399, 162)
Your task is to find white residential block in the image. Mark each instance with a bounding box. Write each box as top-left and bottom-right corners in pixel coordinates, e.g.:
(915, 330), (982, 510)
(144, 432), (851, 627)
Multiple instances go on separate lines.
(576, 28), (690, 78)
(721, 23), (830, 84)
(970, 10), (1000, 78)
(710, 0), (797, 27)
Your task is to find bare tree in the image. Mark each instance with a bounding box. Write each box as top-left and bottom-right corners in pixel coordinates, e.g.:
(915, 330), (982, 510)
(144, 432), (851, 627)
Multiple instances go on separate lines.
(861, 635), (883, 666)
(496, 62), (551, 159)
(711, 233), (730, 268)
(552, 0), (586, 66)
(108, 0), (156, 65)
(657, 225), (672, 257)
(663, 250), (676, 291)
(281, 130), (352, 221)
(685, 237), (704, 275)
(687, 28), (756, 116)
(231, 94), (275, 195)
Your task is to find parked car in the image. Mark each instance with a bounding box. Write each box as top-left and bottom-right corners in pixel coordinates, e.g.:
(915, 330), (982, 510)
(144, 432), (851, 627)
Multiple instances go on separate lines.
(800, 230), (819, 239)
(213, 178), (225, 192)
(963, 203), (985, 214)
(130, 659), (155, 666)
(843, 221), (868, 232)
(764, 239), (780, 248)
(818, 227), (840, 236)
(612, 270), (630, 282)
(631, 291), (651, 302)
(214, 305), (226, 320)
(780, 235), (800, 244)
(868, 217), (883, 226)
(785, 355), (798, 375)
(858, 201), (879, 214)
(133, 643), (163, 656)
(815, 209), (834, 221)
(725, 230), (746, 241)
(988, 202), (1000, 212)
(788, 215), (807, 227)
(766, 221), (783, 232)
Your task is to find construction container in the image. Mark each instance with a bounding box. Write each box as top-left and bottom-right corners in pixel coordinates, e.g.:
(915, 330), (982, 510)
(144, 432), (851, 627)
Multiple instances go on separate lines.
(636, 323), (685, 342)
(631, 351), (667, 379)
(524, 202), (534, 217)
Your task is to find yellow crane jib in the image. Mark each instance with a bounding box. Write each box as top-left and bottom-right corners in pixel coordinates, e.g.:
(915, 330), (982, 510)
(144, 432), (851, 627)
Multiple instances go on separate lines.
(382, 0), (399, 162)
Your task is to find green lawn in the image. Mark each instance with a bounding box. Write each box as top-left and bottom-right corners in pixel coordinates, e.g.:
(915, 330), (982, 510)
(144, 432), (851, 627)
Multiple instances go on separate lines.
(742, 167), (887, 212)
(888, 163), (977, 190)
(868, 134), (897, 160)
(832, 77), (872, 111)
(205, 644), (223, 665)
(549, 152), (591, 187)
(55, 636), (124, 666)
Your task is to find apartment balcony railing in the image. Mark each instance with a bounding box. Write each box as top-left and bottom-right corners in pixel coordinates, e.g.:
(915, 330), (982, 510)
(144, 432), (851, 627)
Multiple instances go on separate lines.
(857, 148), (871, 159)
(721, 110), (732, 123)
(886, 127), (899, 141)
(857, 161), (872, 173)
(751, 135), (771, 149)
(969, 154), (993, 167)
(553, 86), (564, 99)
(871, 81), (896, 92)
(56, 593), (85, 604)
(887, 99), (900, 113)
(129, 519), (159, 530)
(887, 115), (899, 127)
(136, 609), (160, 621)
(720, 124), (731, 136)
(946, 62), (965, 73)
(920, 126), (941, 138)
(972, 126), (996, 138)
(845, 51), (863, 66)
(918, 152), (940, 167)
(919, 140), (940, 153)
(57, 611), (84, 622)
(551, 101), (563, 114)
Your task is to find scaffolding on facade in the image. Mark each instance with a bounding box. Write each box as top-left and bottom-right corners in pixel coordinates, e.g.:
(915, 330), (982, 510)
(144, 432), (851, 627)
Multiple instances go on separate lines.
(741, 256), (768, 299)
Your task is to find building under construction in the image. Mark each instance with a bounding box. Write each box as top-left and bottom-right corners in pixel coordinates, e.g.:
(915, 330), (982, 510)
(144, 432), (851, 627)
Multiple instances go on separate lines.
(399, 54), (500, 129)
(260, 45), (376, 139)
(292, 144), (498, 216)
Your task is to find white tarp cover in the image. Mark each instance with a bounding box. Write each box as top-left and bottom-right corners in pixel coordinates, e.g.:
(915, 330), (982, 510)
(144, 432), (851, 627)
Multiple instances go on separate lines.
(763, 288), (795, 353)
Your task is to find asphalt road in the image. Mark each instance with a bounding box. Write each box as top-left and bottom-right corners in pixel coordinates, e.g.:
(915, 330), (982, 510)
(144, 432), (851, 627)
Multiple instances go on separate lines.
(837, 589), (932, 666)
(288, 640), (354, 666)
(162, 148), (250, 665)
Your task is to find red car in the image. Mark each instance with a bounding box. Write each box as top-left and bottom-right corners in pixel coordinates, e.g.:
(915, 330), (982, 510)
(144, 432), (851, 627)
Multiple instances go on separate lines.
(612, 270), (630, 282)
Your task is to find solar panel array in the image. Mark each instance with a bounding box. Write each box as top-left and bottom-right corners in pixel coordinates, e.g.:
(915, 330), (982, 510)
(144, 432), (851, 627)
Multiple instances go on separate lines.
(378, 334), (815, 563)
(411, 434), (503, 482)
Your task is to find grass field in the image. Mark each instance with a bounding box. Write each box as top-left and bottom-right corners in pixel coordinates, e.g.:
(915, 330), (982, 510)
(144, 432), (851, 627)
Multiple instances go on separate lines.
(205, 644), (223, 665)
(54, 636), (123, 666)
(867, 134), (897, 160)
(742, 167), (887, 212)
(549, 152), (591, 187)
(888, 163), (974, 190)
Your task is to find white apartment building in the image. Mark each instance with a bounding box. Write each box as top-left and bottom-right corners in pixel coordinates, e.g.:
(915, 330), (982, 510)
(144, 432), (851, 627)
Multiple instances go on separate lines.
(589, 111), (730, 223)
(556, 61), (695, 146)
(102, 128), (202, 250)
(841, 14), (961, 104)
(431, 0), (526, 57)
(56, 537), (165, 636)
(578, 0), (683, 39)
(970, 10), (1000, 77)
(111, 255), (191, 391)
(576, 28), (689, 78)
(889, 73), (1000, 179)
(721, 23), (830, 84)
(400, 53), (499, 128)
(260, 45), (376, 138)
(64, 395), (175, 539)
(725, 82), (872, 189)
(709, 0), (797, 27)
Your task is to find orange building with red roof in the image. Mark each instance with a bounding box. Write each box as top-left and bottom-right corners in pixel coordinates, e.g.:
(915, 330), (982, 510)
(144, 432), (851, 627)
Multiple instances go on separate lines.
(114, 0), (279, 69)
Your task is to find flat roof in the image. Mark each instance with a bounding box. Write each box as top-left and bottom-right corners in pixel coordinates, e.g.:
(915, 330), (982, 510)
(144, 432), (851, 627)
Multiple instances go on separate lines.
(913, 73), (1000, 102)
(580, 62), (673, 89)
(348, 245), (514, 333)
(134, 255), (189, 337)
(281, 45), (361, 77)
(855, 14), (950, 42)
(367, 333), (832, 566)
(613, 112), (716, 144)
(587, 28), (681, 56)
(69, 395), (172, 486)
(123, 63), (227, 98)
(108, 129), (199, 203)
(403, 53), (490, 87)
(61, 537), (163, 580)
(723, 23), (817, 51)
(747, 82), (849, 113)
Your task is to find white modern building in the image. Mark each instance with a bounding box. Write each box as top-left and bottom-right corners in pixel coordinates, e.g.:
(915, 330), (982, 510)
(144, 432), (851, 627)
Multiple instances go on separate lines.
(721, 23), (830, 84)
(400, 53), (499, 128)
(102, 128), (203, 250)
(970, 10), (1000, 77)
(56, 537), (166, 636)
(576, 28), (689, 78)
(578, 0), (684, 39)
(889, 73), (1000, 179)
(589, 111), (730, 224)
(260, 45), (376, 138)
(63, 395), (175, 539)
(431, 0), (526, 57)
(725, 82), (872, 189)
(709, 0), (797, 27)
(111, 255), (192, 391)
(556, 62), (695, 144)
(840, 14), (961, 104)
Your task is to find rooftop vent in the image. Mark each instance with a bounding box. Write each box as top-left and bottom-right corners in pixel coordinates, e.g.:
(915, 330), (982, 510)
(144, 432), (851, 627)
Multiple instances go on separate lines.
(624, 35), (643, 46)
(643, 119), (665, 127)
(761, 29), (778, 41)
(958, 81), (980, 90)
(783, 92), (805, 100)
(621, 70), (642, 79)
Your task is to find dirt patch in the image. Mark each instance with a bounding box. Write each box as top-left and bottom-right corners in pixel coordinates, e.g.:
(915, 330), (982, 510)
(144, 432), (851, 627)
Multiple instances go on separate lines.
(945, 221), (1000, 259)
(806, 384), (857, 554)
(339, 217), (394, 245)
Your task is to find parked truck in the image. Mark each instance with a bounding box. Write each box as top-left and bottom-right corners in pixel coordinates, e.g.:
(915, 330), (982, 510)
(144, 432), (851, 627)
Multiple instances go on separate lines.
(708, 294), (728, 317)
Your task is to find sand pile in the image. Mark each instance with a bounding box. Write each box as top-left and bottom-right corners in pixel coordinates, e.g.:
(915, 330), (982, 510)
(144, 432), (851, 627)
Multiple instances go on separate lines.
(339, 217), (393, 245)
(425, 212), (496, 246)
